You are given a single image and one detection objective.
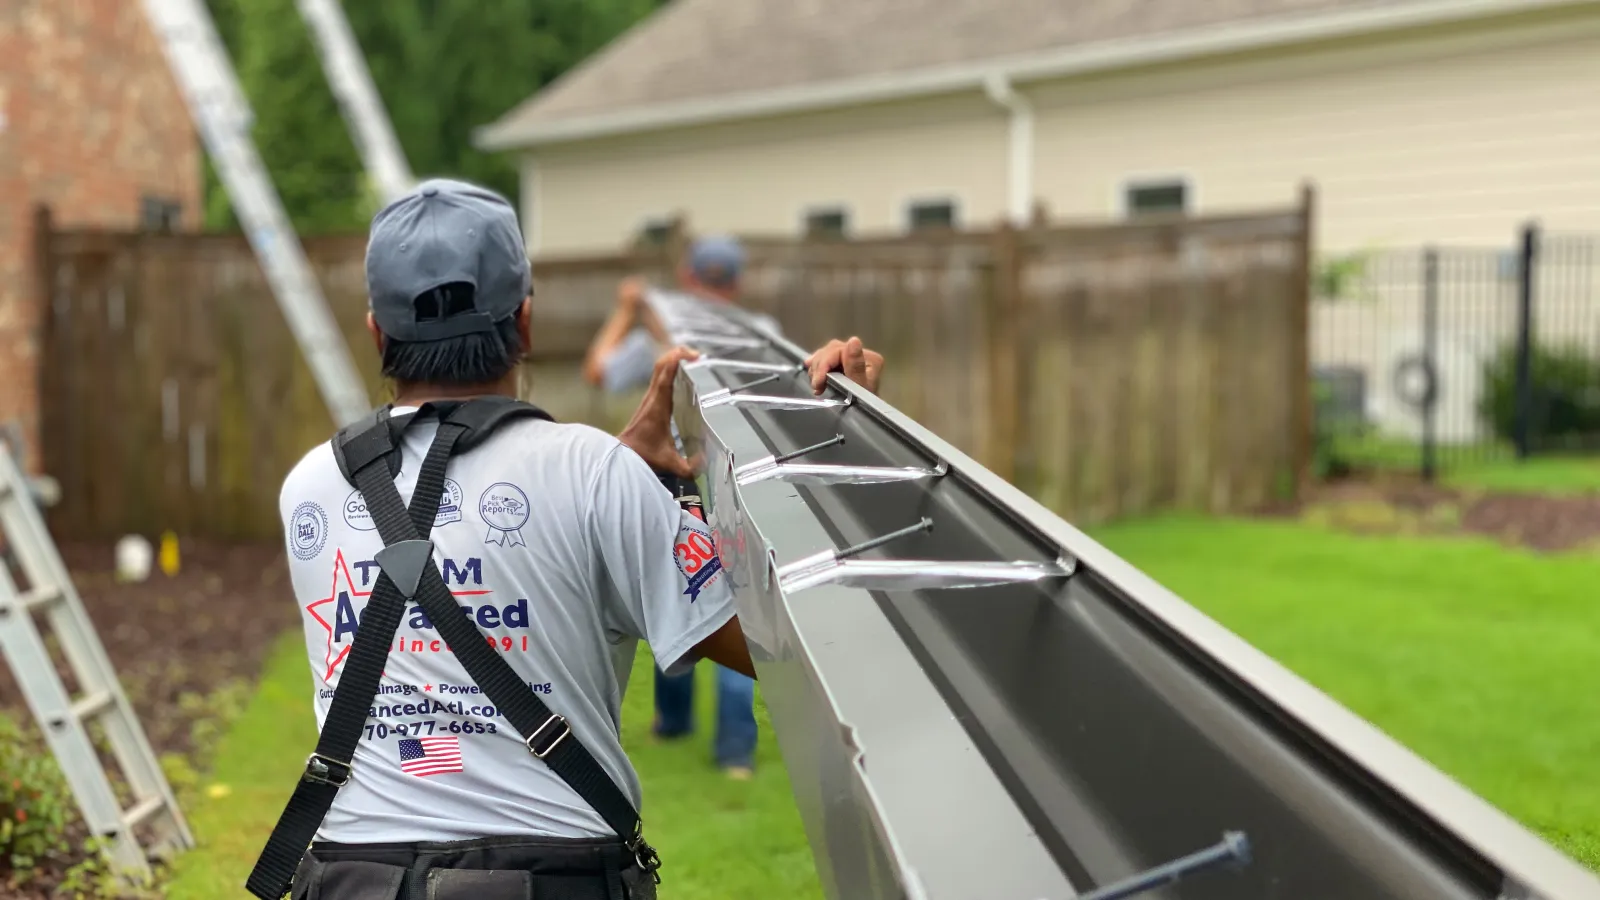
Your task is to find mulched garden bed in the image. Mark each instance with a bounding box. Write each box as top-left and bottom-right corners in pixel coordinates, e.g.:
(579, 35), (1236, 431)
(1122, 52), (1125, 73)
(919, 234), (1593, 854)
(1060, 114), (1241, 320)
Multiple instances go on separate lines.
(0, 539), (295, 898)
(1280, 474), (1600, 552)
(1459, 494), (1600, 552)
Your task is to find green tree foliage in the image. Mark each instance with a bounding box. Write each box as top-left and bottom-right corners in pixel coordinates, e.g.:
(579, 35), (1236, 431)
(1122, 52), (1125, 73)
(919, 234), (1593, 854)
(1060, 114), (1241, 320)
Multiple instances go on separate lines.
(202, 0), (666, 233)
(209, 0), (369, 233)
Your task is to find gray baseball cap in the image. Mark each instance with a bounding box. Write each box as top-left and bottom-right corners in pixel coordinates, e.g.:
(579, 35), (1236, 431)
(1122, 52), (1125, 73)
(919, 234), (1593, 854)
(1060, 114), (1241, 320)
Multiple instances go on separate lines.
(687, 235), (745, 289)
(365, 178), (531, 342)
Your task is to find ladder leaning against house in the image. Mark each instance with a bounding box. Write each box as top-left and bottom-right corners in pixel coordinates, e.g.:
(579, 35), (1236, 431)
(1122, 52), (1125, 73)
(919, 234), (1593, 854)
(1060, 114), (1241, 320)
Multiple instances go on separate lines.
(0, 0), (418, 881)
(0, 0), (418, 879)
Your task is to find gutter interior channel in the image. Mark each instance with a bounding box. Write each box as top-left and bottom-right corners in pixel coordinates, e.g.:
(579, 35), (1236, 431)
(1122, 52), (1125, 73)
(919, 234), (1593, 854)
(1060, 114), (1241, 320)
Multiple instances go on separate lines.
(688, 330), (1506, 900)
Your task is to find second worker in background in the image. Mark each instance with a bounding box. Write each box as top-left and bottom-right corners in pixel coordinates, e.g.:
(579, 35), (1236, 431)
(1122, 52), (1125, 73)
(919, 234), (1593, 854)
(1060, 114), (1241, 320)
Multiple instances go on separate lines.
(583, 234), (883, 779)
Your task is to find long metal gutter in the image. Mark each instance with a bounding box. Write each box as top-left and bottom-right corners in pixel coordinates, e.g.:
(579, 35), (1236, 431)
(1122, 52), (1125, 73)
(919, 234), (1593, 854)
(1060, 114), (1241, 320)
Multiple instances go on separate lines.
(649, 288), (1600, 900)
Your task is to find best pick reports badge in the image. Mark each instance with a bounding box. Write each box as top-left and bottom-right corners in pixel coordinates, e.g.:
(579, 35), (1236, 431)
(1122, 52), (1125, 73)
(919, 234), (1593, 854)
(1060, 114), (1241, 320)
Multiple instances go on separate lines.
(479, 483), (530, 547)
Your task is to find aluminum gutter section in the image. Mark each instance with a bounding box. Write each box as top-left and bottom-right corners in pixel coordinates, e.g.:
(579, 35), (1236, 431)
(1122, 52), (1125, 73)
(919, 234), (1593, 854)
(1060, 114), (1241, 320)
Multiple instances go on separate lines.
(653, 289), (1600, 900)
(680, 365), (1075, 900)
(804, 355), (1600, 900)
(473, 0), (1590, 151)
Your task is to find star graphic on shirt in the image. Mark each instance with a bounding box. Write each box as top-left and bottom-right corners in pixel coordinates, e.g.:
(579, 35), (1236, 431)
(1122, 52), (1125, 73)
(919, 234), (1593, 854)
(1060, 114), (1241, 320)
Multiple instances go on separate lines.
(304, 549), (369, 684)
(424, 684), (433, 692)
(304, 549), (496, 684)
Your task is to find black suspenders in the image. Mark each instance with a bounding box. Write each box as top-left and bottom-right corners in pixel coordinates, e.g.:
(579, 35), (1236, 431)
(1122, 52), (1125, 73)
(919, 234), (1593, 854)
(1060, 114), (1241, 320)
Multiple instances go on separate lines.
(246, 399), (659, 900)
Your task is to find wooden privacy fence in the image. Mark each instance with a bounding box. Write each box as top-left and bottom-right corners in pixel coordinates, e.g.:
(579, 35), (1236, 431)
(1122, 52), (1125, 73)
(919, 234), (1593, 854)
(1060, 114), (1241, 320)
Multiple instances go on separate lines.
(34, 215), (676, 542)
(35, 196), (1309, 540)
(39, 227), (379, 542)
(739, 193), (1313, 523)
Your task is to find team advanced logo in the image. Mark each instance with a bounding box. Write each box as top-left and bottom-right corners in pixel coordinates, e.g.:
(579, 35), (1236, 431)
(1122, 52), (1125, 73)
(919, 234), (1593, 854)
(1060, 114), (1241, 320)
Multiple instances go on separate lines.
(306, 549), (532, 683)
(675, 509), (723, 602)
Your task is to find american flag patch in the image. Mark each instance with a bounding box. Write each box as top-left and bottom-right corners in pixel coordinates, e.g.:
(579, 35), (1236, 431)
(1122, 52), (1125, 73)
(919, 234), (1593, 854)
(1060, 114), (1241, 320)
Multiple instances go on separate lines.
(397, 737), (464, 777)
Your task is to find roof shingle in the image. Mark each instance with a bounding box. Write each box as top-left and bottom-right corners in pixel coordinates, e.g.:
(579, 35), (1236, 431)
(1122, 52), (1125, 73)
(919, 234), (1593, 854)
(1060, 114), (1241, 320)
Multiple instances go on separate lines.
(488, 0), (1429, 136)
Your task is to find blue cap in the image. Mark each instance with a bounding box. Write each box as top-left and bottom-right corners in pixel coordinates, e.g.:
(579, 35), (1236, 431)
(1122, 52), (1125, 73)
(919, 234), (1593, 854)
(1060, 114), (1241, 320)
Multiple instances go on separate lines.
(688, 235), (745, 289)
(365, 178), (530, 342)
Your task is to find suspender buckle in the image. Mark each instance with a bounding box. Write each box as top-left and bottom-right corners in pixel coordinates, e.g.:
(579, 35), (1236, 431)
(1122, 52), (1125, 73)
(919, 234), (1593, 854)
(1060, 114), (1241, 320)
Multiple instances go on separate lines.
(303, 753), (352, 787)
(525, 713), (571, 759)
(627, 828), (662, 882)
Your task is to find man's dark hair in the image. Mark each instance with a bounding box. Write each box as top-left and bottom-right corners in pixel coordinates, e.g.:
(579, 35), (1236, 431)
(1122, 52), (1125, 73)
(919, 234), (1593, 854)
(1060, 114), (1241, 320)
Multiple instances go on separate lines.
(379, 283), (526, 387)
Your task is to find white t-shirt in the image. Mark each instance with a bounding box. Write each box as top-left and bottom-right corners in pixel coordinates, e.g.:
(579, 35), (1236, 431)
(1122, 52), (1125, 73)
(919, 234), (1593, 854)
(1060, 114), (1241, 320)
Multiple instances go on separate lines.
(600, 310), (782, 394)
(280, 407), (736, 842)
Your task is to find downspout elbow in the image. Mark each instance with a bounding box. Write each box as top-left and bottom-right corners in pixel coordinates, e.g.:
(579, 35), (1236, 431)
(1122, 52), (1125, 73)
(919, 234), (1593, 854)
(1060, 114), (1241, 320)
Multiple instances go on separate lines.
(983, 72), (1016, 110)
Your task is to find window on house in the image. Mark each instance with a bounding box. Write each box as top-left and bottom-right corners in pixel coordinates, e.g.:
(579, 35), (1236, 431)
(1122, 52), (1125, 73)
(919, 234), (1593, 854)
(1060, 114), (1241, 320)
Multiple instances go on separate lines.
(1124, 180), (1188, 217)
(907, 199), (956, 233)
(804, 207), (849, 240)
(638, 218), (675, 247)
(139, 196), (182, 232)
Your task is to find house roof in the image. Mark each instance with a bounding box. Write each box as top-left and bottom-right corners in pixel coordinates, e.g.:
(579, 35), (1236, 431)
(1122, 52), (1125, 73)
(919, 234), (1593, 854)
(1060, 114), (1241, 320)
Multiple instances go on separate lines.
(477, 0), (1585, 150)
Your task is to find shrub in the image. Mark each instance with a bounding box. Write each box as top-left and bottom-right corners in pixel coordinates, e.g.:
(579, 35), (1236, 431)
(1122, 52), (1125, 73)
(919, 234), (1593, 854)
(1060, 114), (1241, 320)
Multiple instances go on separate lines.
(1314, 251), (1373, 301)
(1312, 371), (1369, 479)
(1478, 343), (1600, 448)
(0, 712), (73, 886)
(57, 837), (160, 900)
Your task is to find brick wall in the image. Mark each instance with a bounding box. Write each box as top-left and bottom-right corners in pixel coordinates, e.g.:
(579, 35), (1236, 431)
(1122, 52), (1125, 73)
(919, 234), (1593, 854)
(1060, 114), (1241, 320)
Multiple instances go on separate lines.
(0, 1), (200, 472)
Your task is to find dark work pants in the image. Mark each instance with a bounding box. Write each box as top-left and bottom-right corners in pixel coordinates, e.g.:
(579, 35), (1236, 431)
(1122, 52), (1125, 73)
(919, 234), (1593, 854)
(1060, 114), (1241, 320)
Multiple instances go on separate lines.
(652, 662), (757, 768)
(290, 834), (656, 900)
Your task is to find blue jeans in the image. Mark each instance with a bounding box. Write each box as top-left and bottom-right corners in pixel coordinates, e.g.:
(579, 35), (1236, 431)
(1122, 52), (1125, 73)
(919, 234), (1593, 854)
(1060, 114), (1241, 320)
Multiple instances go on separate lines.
(653, 662), (757, 769)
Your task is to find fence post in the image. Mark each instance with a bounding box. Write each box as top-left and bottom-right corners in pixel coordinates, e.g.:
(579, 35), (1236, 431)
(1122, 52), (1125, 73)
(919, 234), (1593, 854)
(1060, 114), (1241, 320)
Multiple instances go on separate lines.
(1290, 182), (1316, 490)
(987, 220), (1024, 483)
(1421, 246), (1439, 481)
(25, 205), (55, 480)
(1513, 221), (1539, 460)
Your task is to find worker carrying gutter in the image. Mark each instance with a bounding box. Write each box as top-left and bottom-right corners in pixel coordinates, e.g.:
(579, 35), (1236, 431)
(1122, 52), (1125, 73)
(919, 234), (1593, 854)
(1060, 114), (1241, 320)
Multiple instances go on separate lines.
(245, 178), (885, 900)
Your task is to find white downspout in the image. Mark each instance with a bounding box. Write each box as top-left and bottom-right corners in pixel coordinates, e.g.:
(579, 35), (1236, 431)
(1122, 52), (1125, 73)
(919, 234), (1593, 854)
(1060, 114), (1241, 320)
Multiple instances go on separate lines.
(983, 73), (1034, 225)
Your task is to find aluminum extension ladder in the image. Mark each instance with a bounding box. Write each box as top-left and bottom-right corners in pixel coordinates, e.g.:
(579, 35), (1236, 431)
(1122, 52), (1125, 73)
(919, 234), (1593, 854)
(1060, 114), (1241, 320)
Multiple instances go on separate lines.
(0, 444), (191, 878)
(294, 0), (414, 205)
(139, 0), (371, 428)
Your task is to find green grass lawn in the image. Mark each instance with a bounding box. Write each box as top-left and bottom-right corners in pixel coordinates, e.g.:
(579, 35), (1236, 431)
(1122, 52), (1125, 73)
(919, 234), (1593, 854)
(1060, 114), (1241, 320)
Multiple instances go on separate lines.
(164, 640), (822, 899)
(1443, 455), (1600, 495)
(167, 516), (1599, 894)
(1332, 433), (1600, 494)
(1096, 515), (1600, 869)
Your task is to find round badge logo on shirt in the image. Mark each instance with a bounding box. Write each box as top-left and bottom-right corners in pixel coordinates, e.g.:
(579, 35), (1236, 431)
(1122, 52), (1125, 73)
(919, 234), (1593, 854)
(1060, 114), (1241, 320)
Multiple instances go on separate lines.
(673, 516), (723, 602)
(435, 479), (464, 526)
(479, 483), (530, 547)
(290, 502), (329, 560)
(344, 479), (464, 531)
(343, 490), (372, 531)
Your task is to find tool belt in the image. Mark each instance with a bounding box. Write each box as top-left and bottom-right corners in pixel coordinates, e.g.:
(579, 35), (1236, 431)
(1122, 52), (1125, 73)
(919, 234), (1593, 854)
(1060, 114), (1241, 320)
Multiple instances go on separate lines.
(291, 834), (656, 900)
(248, 398), (661, 900)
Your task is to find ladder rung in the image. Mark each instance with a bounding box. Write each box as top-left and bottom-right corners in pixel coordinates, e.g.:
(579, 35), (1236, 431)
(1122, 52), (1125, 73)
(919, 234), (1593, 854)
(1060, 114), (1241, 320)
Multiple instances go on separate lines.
(71, 690), (115, 721)
(22, 586), (63, 610)
(122, 795), (165, 830)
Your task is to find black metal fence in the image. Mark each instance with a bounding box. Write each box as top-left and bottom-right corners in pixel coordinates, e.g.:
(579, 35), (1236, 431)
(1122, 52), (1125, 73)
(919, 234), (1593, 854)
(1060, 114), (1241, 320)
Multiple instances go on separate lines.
(1311, 225), (1600, 480)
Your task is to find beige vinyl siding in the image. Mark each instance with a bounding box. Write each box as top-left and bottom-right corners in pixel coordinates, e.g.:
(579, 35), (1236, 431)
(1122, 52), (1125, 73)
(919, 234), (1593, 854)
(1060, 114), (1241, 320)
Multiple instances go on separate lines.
(526, 93), (1006, 254)
(522, 5), (1600, 255)
(1031, 8), (1600, 250)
